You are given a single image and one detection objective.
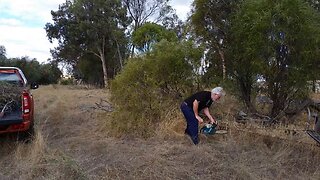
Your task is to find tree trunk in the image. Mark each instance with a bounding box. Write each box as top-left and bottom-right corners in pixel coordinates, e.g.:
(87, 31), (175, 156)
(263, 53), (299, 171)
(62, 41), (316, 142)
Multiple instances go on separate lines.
(238, 76), (256, 113)
(312, 80), (316, 93)
(242, 90), (256, 113)
(115, 38), (123, 69)
(98, 48), (108, 88)
(217, 48), (226, 80)
(101, 56), (108, 88)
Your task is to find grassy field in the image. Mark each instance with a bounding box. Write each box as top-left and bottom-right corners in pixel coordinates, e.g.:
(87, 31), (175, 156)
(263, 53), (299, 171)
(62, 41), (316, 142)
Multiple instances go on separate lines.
(0, 85), (319, 179)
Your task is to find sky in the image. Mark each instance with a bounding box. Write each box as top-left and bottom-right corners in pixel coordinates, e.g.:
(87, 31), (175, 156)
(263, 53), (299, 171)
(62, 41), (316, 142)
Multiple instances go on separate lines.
(0, 0), (193, 63)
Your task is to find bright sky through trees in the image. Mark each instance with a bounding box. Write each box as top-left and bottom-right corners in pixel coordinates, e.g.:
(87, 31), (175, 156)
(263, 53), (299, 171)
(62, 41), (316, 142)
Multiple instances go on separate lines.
(0, 0), (192, 63)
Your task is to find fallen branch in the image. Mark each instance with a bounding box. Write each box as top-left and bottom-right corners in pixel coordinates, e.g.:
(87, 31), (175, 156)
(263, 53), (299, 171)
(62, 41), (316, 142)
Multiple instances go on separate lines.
(95, 98), (113, 112)
(0, 100), (14, 118)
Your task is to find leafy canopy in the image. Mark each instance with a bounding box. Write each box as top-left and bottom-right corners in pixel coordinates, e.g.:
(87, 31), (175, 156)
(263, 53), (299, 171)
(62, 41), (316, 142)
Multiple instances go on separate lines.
(132, 22), (178, 52)
(229, 0), (320, 117)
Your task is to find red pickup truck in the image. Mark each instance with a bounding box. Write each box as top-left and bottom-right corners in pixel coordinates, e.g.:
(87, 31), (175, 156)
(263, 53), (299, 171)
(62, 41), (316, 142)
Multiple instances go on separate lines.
(0, 67), (38, 141)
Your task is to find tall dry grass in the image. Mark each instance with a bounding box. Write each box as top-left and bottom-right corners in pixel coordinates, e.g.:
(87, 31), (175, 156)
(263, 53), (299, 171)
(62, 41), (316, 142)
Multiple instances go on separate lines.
(0, 130), (87, 179)
(0, 85), (319, 179)
(0, 85), (95, 179)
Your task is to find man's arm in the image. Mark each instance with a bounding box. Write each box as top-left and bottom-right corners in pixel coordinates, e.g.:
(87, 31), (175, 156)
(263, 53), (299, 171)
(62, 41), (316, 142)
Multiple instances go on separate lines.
(193, 100), (204, 123)
(203, 107), (217, 124)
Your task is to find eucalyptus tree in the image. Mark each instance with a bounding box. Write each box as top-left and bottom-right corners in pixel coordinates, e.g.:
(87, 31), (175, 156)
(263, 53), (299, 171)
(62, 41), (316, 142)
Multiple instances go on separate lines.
(45, 0), (130, 87)
(306, 0), (320, 88)
(229, 0), (320, 118)
(123, 0), (176, 55)
(190, 0), (240, 80)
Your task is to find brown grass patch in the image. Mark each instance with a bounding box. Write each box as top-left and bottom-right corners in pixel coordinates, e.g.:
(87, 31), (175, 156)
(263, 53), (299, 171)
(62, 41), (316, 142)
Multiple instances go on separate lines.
(0, 85), (319, 179)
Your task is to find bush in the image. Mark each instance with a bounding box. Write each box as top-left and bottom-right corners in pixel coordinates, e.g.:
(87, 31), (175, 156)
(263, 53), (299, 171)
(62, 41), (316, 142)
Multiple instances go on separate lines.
(60, 78), (74, 85)
(110, 41), (202, 137)
(110, 58), (163, 137)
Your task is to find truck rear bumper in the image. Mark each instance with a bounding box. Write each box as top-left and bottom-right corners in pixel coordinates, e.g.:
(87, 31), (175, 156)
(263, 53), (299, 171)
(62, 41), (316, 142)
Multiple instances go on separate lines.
(0, 112), (31, 134)
(0, 108), (33, 133)
(0, 121), (31, 134)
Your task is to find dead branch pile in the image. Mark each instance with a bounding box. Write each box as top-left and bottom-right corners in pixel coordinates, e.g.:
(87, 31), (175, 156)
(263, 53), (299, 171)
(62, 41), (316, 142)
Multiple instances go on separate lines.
(0, 82), (23, 112)
(236, 98), (320, 125)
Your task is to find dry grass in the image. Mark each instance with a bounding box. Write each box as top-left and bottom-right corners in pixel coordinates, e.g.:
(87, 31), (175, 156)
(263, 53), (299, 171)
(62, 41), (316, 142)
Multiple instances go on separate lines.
(0, 85), (319, 179)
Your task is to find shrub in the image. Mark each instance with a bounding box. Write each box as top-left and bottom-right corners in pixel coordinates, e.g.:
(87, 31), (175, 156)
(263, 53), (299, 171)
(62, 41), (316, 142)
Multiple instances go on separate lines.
(60, 78), (74, 85)
(110, 41), (202, 137)
(110, 58), (164, 137)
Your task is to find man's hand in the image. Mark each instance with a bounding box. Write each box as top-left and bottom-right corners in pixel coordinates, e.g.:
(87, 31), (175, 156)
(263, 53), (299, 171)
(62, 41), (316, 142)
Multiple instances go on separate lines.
(210, 119), (218, 125)
(203, 107), (217, 125)
(195, 115), (204, 123)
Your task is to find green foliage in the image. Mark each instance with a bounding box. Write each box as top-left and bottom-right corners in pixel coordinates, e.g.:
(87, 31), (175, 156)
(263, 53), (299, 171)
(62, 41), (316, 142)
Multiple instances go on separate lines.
(200, 49), (225, 86)
(0, 56), (62, 85)
(191, 0), (239, 42)
(45, 0), (130, 87)
(123, 0), (176, 55)
(111, 58), (159, 137)
(38, 62), (63, 84)
(151, 40), (203, 95)
(110, 40), (201, 137)
(132, 22), (178, 52)
(76, 55), (104, 86)
(60, 78), (74, 85)
(229, 0), (320, 117)
(190, 0), (241, 80)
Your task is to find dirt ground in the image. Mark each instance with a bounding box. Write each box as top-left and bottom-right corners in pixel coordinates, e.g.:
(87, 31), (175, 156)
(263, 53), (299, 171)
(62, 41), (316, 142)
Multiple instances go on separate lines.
(0, 85), (319, 180)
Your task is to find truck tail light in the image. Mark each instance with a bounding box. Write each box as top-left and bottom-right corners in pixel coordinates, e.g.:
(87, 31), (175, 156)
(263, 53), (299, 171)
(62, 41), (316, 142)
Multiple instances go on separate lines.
(22, 91), (30, 114)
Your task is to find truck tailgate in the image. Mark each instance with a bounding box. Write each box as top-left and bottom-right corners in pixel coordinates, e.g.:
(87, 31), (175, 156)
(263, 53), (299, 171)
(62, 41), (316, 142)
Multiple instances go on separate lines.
(0, 111), (23, 125)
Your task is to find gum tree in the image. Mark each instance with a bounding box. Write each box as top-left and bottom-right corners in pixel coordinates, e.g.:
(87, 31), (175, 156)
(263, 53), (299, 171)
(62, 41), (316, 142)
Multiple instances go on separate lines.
(190, 0), (240, 80)
(229, 0), (320, 118)
(45, 0), (129, 87)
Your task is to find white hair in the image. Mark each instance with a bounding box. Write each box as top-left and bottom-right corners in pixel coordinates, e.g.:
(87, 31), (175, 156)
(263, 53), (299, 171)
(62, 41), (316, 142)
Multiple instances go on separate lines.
(211, 87), (225, 96)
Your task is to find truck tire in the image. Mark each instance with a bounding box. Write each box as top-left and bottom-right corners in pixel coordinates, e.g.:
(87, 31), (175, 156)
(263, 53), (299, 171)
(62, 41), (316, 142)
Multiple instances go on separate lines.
(17, 123), (35, 143)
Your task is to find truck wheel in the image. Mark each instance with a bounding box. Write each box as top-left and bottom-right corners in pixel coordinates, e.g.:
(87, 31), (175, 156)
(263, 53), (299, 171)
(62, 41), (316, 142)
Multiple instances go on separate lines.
(17, 123), (35, 143)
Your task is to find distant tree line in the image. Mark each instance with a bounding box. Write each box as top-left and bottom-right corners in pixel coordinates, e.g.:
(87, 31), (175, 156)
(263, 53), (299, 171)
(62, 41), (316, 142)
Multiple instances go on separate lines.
(0, 46), (62, 85)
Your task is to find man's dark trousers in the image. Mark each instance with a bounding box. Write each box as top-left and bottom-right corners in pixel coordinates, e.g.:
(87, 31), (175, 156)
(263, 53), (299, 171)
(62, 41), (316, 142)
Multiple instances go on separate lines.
(180, 102), (199, 144)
